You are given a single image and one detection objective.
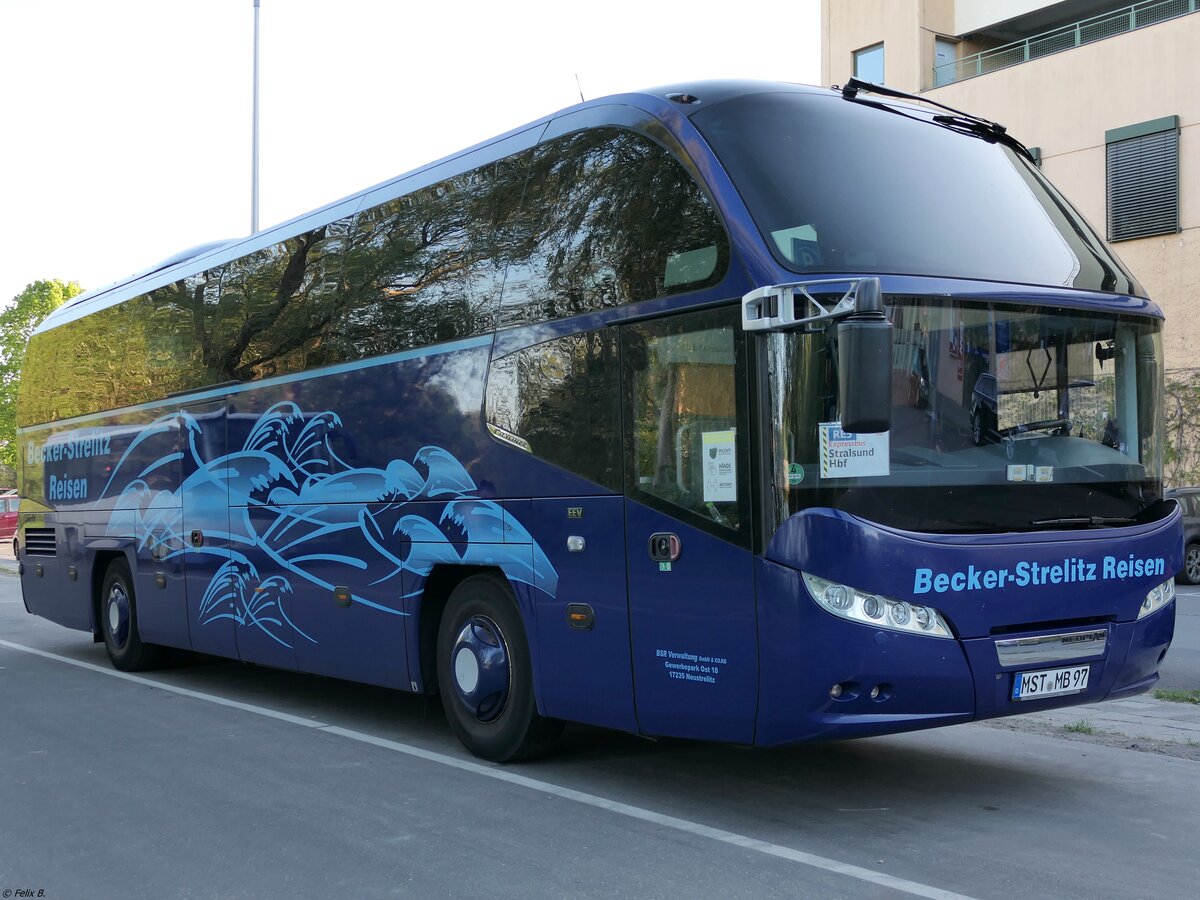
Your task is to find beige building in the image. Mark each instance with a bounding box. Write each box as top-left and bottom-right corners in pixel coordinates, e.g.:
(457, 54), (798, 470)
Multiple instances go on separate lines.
(821, 0), (1199, 374)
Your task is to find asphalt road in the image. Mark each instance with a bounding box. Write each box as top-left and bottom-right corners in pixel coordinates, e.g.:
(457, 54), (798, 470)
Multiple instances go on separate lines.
(1, 574), (1198, 900)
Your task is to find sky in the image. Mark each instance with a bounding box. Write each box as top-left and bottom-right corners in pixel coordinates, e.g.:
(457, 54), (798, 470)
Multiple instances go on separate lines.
(0, 0), (821, 308)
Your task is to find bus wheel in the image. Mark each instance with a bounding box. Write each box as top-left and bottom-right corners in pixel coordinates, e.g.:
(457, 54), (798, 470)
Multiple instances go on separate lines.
(100, 559), (165, 672)
(436, 574), (562, 762)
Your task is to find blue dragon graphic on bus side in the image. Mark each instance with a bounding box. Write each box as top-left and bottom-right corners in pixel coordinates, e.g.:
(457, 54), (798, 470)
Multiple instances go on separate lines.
(101, 401), (558, 648)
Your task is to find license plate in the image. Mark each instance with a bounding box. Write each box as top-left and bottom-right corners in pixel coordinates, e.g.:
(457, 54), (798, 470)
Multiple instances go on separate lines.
(1011, 664), (1090, 701)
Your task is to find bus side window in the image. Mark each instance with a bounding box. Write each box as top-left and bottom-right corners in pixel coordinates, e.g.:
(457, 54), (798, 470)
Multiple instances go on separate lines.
(622, 306), (749, 541)
(19, 329), (61, 427)
(485, 329), (621, 490)
(329, 165), (508, 363)
(41, 301), (134, 423)
(498, 128), (728, 327)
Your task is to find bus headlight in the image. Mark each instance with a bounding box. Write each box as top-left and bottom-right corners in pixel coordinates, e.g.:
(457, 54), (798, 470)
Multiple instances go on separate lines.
(802, 572), (953, 639)
(1138, 578), (1175, 619)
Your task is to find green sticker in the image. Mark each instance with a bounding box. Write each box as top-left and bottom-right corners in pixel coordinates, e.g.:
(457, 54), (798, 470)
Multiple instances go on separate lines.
(787, 463), (805, 486)
(659, 561), (672, 572)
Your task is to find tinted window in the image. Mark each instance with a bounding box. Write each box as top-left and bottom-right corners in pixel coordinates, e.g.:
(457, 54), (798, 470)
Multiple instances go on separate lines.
(201, 224), (347, 383)
(139, 268), (222, 395)
(328, 165), (508, 361)
(622, 305), (750, 543)
(18, 331), (59, 426)
(498, 128), (728, 326)
(18, 222), (351, 424)
(485, 329), (621, 490)
(693, 91), (1142, 295)
(18, 127), (727, 427)
(23, 302), (134, 425)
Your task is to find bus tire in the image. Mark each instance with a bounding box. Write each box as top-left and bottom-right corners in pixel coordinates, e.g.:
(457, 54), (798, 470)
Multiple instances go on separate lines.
(436, 574), (562, 762)
(99, 558), (166, 672)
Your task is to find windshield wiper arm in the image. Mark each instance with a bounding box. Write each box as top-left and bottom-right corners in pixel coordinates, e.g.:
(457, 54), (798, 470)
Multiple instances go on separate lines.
(930, 114), (1035, 158)
(838, 77), (1036, 163)
(1000, 417), (1071, 438)
(1029, 515), (1135, 528)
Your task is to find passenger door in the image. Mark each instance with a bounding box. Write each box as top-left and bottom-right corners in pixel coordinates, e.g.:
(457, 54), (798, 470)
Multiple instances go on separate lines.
(621, 306), (759, 743)
(484, 329), (638, 732)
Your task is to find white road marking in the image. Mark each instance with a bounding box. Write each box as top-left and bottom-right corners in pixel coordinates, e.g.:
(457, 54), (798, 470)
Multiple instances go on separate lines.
(0, 638), (974, 900)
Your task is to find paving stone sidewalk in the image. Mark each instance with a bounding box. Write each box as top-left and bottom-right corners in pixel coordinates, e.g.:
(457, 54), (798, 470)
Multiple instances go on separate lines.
(994, 693), (1200, 747)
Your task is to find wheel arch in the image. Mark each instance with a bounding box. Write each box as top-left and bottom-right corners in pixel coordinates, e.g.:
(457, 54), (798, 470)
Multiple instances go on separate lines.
(416, 564), (529, 696)
(89, 548), (136, 642)
(430, 565), (562, 760)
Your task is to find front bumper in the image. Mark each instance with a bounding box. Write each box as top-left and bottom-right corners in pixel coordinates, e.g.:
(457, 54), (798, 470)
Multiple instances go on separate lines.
(753, 557), (1175, 746)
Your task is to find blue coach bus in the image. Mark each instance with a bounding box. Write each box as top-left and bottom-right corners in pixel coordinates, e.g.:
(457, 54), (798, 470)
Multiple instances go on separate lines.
(15, 80), (1180, 761)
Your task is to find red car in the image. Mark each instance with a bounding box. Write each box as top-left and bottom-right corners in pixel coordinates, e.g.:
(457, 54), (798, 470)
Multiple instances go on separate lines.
(0, 490), (17, 542)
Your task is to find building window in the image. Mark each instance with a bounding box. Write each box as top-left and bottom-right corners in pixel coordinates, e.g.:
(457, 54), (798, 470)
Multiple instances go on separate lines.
(1106, 116), (1179, 242)
(853, 43), (884, 84)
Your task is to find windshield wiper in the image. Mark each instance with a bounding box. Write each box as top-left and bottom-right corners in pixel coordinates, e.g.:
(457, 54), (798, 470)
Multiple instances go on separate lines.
(1000, 417), (1071, 438)
(1029, 515), (1135, 528)
(838, 77), (1036, 164)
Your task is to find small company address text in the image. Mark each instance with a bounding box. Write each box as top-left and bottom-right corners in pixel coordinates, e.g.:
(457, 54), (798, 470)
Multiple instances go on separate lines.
(655, 648), (727, 685)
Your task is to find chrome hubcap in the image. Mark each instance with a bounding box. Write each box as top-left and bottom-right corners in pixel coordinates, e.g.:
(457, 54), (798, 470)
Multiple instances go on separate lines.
(450, 615), (510, 723)
(454, 646), (480, 694)
(106, 583), (130, 648)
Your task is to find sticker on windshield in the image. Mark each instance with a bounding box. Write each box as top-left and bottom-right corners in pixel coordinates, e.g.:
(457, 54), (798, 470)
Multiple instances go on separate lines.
(1007, 464), (1054, 483)
(819, 422), (889, 478)
(702, 429), (737, 502)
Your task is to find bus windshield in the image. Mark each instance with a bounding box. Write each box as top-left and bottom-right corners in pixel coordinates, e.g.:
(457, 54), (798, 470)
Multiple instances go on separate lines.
(767, 297), (1165, 533)
(692, 91), (1142, 295)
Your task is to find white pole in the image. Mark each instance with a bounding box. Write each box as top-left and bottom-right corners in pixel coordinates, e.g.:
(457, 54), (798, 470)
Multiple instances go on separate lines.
(251, 0), (261, 235)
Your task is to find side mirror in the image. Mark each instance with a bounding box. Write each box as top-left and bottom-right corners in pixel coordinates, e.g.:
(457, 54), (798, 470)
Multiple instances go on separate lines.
(837, 278), (892, 433)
